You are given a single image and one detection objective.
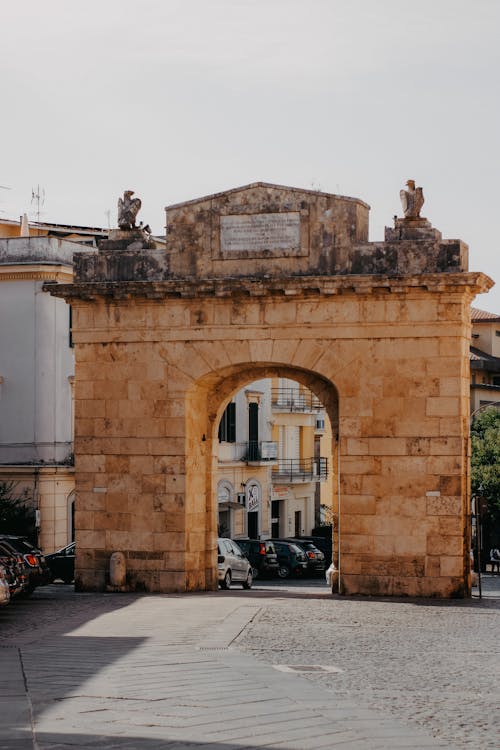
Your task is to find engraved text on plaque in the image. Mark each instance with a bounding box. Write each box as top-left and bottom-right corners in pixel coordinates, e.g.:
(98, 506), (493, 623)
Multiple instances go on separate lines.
(220, 212), (301, 253)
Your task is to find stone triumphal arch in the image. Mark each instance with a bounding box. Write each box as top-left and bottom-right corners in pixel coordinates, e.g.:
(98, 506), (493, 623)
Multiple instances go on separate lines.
(46, 182), (492, 597)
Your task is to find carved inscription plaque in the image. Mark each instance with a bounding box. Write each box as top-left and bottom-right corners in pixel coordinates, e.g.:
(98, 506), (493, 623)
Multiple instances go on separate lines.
(220, 212), (301, 253)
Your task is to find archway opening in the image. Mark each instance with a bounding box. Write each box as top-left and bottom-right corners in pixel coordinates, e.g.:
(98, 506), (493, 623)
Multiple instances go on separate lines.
(185, 363), (339, 591)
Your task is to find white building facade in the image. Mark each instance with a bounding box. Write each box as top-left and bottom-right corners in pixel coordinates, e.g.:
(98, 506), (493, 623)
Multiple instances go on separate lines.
(0, 236), (77, 552)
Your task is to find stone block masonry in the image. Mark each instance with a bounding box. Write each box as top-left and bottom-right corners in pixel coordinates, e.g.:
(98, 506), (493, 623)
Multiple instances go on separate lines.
(44, 182), (493, 596)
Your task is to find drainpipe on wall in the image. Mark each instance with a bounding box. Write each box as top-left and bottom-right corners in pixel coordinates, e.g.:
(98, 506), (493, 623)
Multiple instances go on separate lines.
(336, 432), (341, 594)
(34, 467), (40, 547)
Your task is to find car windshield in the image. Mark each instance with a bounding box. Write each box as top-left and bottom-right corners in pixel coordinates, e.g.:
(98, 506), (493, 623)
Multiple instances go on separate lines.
(264, 542), (276, 553)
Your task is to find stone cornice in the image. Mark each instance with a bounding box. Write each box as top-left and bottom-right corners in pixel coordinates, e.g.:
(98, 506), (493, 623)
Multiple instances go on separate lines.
(1, 265), (73, 282)
(165, 181), (371, 211)
(43, 272), (493, 302)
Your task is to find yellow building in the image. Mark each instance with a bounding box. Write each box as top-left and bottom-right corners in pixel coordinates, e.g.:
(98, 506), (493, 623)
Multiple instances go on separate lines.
(470, 307), (500, 415)
(216, 377), (334, 542)
(269, 377), (333, 539)
(216, 380), (275, 540)
(0, 216), (107, 245)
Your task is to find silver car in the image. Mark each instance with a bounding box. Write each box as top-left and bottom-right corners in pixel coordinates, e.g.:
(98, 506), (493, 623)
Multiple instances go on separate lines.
(217, 538), (253, 590)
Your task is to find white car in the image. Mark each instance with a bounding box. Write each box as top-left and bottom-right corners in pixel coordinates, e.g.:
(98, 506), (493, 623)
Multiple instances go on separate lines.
(0, 563), (11, 606)
(217, 538), (253, 590)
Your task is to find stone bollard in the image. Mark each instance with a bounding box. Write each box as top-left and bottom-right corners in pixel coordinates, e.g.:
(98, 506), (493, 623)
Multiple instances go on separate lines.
(325, 562), (339, 593)
(108, 551), (127, 591)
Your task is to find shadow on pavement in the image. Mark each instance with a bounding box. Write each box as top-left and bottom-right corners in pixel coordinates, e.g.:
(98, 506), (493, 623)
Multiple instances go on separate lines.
(0, 585), (145, 645)
(32, 733), (309, 749)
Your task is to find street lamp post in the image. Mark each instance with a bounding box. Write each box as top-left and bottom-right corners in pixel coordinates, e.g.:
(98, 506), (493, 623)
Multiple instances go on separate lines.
(469, 402), (498, 599)
(472, 484), (484, 599)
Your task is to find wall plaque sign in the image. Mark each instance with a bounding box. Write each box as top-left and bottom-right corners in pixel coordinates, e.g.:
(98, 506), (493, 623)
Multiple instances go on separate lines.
(220, 212), (300, 253)
(247, 484), (260, 512)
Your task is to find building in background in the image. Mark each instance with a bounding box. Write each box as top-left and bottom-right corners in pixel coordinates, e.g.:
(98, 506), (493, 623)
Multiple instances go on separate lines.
(216, 377), (334, 541)
(0, 218), (106, 552)
(470, 307), (500, 414)
(216, 379), (275, 540)
(270, 378), (334, 537)
(0, 216), (107, 245)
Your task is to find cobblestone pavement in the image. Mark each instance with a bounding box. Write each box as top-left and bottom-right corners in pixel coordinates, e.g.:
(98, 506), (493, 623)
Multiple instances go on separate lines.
(0, 575), (498, 749)
(236, 574), (500, 749)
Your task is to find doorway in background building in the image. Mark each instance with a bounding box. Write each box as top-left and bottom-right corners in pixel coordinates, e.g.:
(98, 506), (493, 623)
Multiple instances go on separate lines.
(248, 511), (259, 538)
(294, 510), (302, 537)
(218, 509), (230, 538)
(271, 499), (280, 537)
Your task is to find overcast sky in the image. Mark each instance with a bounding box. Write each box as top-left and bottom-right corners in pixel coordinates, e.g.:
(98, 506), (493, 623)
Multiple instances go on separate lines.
(2, 0), (499, 311)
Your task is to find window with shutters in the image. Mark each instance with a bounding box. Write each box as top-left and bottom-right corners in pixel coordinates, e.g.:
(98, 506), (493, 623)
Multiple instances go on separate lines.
(218, 402), (236, 443)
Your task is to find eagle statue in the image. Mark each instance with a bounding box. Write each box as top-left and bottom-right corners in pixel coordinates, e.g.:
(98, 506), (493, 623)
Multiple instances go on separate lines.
(118, 190), (142, 230)
(400, 179), (424, 219)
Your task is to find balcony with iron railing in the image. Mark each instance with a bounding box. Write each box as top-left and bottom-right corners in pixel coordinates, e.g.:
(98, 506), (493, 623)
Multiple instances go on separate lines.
(272, 457), (328, 483)
(271, 387), (324, 413)
(217, 441), (278, 464)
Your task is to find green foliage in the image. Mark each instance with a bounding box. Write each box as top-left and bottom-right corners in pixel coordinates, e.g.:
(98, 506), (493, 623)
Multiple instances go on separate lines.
(471, 407), (500, 514)
(0, 481), (36, 539)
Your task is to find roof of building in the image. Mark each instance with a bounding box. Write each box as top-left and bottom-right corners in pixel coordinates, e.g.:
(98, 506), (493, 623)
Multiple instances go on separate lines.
(470, 346), (499, 362)
(471, 307), (500, 322)
(0, 217), (108, 237)
(470, 346), (500, 373)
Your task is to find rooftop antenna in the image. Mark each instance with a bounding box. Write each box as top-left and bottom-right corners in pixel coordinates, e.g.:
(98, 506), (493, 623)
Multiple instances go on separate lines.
(31, 184), (45, 231)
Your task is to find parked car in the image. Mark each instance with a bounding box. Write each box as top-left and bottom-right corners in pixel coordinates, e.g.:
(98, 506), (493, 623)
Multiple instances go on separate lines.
(0, 535), (51, 591)
(272, 540), (308, 579)
(0, 564), (11, 605)
(234, 539), (279, 579)
(284, 538), (326, 576)
(0, 539), (29, 597)
(45, 542), (75, 584)
(297, 535), (332, 567)
(217, 538), (253, 589)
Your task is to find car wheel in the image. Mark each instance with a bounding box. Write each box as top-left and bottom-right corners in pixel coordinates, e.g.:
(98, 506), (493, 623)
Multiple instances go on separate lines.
(220, 570), (231, 589)
(277, 564), (291, 579)
(242, 570), (253, 590)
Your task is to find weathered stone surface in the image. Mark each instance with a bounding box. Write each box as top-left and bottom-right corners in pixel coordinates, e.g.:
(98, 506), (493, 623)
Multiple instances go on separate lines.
(70, 182), (469, 284)
(73, 247), (169, 282)
(44, 183), (494, 597)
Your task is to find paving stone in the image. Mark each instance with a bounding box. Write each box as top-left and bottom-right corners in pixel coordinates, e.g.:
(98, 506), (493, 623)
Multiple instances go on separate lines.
(1, 579), (499, 748)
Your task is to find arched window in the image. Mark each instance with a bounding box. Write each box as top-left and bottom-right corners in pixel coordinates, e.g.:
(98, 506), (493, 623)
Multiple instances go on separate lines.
(217, 480), (234, 538)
